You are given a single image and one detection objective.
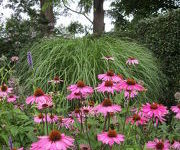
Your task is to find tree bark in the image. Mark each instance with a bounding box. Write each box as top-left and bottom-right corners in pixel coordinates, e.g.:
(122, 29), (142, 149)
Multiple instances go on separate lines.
(93, 0), (105, 35)
(40, 0), (55, 34)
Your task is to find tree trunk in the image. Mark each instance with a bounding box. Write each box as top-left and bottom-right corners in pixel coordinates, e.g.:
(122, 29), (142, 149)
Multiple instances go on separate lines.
(40, 0), (55, 34)
(93, 0), (105, 35)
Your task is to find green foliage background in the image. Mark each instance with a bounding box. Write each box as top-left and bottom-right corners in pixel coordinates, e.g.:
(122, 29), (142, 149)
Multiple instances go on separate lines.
(17, 36), (166, 102)
(134, 9), (180, 105)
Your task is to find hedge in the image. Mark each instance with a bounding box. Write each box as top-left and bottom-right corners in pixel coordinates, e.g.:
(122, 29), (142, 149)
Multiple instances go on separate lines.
(134, 9), (180, 105)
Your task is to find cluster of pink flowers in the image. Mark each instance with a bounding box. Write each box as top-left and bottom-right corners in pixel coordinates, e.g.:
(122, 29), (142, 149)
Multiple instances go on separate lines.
(26, 88), (53, 109)
(15, 56), (180, 149)
(0, 83), (19, 103)
(125, 102), (169, 126)
(142, 102), (168, 124)
(58, 116), (75, 129)
(94, 98), (121, 116)
(67, 80), (93, 100)
(126, 112), (148, 126)
(146, 138), (180, 150)
(96, 69), (145, 99)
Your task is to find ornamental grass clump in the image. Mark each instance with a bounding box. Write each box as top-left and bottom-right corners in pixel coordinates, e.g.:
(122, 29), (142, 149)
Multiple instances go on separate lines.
(17, 36), (166, 103)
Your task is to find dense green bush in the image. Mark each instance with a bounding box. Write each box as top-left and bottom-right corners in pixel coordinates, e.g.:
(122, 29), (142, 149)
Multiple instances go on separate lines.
(17, 36), (165, 102)
(134, 9), (180, 105)
(0, 102), (36, 148)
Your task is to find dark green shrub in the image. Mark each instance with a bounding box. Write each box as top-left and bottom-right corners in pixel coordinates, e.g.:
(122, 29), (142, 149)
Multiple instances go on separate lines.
(134, 9), (180, 105)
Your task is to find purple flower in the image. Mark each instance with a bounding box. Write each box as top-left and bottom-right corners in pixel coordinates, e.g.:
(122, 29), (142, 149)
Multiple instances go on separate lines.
(8, 136), (13, 150)
(27, 51), (33, 68)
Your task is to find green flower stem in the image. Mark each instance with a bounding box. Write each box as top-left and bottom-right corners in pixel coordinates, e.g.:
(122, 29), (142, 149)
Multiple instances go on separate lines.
(85, 115), (92, 150)
(123, 100), (130, 131)
(45, 111), (48, 135)
(103, 115), (108, 131)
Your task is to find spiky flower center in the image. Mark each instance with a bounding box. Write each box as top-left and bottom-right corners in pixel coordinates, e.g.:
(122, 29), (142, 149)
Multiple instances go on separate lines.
(102, 99), (112, 107)
(127, 78), (136, 85)
(50, 115), (54, 119)
(107, 70), (114, 77)
(150, 103), (158, 110)
(38, 113), (44, 119)
(129, 57), (135, 60)
(83, 109), (89, 114)
(1, 84), (8, 92)
(156, 142), (164, 150)
(75, 108), (80, 114)
(58, 116), (63, 123)
(9, 95), (14, 98)
(77, 80), (85, 88)
(34, 88), (44, 97)
(54, 76), (59, 81)
(117, 74), (123, 79)
(178, 104), (180, 109)
(12, 148), (17, 150)
(108, 129), (117, 137)
(81, 147), (88, 150)
(89, 100), (95, 107)
(42, 104), (49, 108)
(133, 114), (141, 121)
(105, 81), (113, 87)
(106, 56), (111, 58)
(49, 130), (61, 142)
(74, 92), (81, 96)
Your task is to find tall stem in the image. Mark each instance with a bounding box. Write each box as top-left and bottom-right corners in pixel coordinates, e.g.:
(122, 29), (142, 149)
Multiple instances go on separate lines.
(123, 99), (130, 131)
(45, 111), (48, 135)
(85, 116), (92, 150)
(103, 115), (107, 131)
(107, 113), (110, 129)
(79, 110), (84, 133)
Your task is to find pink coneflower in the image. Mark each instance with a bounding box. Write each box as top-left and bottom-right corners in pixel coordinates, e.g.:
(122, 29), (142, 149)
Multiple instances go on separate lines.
(0, 84), (13, 98)
(26, 88), (52, 105)
(14, 104), (24, 110)
(102, 56), (114, 61)
(126, 113), (147, 126)
(34, 113), (45, 123)
(94, 99), (121, 116)
(171, 141), (180, 150)
(126, 57), (139, 65)
(7, 95), (18, 103)
(30, 130), (74, 150)
(47, 114), (59, 123)
(124, 90), (138, 99)
(48, 76), (63, 84)
(146, 139), (170, 150)
(97, 129), (124, 147)
(81, 106), (95, 116)
(142, 103), (168, 123)
(171, 105), (180, 119)
(67, 80), (93, 96)
(67, 92), (88, 100)
(11, 56), (19, 62)
(96, 80), (118, 94)
(98, 70), (122, 83)
(118, 78), (145, 92)
(58, 116), (74, 129)
(37, 99), (53, 110)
